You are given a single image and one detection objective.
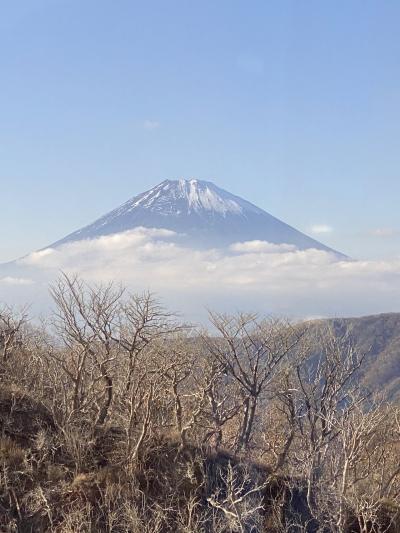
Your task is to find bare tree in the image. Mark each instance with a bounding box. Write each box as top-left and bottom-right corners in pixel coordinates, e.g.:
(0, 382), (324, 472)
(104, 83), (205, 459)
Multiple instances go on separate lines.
(50, 273), (124, 428)
(0, 304), (28, 364)
(196, 349), (242, 450)
(271, 323), (375, 530)
(207, 461), (268, 532)
(115, 291), (183, 393)
(205, 312), (303, 452)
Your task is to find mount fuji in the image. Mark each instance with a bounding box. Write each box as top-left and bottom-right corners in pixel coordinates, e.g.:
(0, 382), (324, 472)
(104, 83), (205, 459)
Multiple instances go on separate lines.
(49, 179), (342, 255)
(0, 179), (366, 320)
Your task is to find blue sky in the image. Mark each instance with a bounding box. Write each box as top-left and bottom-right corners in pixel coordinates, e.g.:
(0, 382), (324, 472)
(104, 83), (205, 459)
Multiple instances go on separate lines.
(1, 0), (400, 262)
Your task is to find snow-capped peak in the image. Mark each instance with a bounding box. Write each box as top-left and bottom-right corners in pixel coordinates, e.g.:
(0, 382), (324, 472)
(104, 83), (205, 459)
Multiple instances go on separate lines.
(121, 178), (261, 217)
(48, 178), (344, 257)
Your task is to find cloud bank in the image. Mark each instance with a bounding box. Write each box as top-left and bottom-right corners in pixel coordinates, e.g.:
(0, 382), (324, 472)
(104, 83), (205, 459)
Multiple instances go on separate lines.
(3, 226), (399, 321)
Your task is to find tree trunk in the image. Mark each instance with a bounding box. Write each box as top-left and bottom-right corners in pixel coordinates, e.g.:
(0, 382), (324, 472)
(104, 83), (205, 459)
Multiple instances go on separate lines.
(96, 374), (113, 426)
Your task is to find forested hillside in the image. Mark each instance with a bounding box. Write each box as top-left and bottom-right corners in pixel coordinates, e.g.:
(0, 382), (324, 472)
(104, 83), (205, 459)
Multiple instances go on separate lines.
(318, 314), (400, 403)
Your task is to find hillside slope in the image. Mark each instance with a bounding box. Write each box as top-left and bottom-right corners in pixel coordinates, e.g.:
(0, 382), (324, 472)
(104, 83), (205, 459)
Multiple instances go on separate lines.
(313, 313), (400, 402)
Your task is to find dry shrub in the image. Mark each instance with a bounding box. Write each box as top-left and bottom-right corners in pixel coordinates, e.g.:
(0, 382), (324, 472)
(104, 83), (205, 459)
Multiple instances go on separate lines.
(0, 385), (55, 448)
(0, 437), (26, 469)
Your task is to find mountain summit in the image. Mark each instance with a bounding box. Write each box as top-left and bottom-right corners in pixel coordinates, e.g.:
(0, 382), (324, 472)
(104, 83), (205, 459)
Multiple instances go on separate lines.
(51, 179), (342, 254)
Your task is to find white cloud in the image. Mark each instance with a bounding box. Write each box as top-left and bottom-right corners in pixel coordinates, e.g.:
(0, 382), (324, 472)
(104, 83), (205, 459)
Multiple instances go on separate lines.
(20, 228), (177, 269)
(230, 240), (297, 253)
(310, 224), (333, 234)
(143, 120), (160, 131)
(8, 227), (400, 321)
(0, 276), (34, 285)
(371, 228), (398, 238)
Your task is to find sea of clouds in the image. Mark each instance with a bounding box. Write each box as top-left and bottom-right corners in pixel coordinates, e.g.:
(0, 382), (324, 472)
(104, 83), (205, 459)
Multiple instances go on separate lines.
(1, 227), (400, 322)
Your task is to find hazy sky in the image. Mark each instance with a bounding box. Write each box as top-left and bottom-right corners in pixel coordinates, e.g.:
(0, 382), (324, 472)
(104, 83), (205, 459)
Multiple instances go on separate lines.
(1, 0), (400, 262)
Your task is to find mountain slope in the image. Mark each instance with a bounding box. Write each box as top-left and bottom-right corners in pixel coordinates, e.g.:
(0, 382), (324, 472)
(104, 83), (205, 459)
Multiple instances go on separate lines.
(50, 179), (343, 254)
(310, 313), (400, 403)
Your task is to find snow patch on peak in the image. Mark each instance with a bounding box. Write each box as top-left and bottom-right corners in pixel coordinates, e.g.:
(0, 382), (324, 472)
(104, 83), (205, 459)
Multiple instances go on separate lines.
(121, 178), (247, 217)
(182, 179), (243, 216)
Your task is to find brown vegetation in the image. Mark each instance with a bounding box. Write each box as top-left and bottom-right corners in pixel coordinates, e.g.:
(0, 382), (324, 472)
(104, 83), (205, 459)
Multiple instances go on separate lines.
(0, 276), (399, 532)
